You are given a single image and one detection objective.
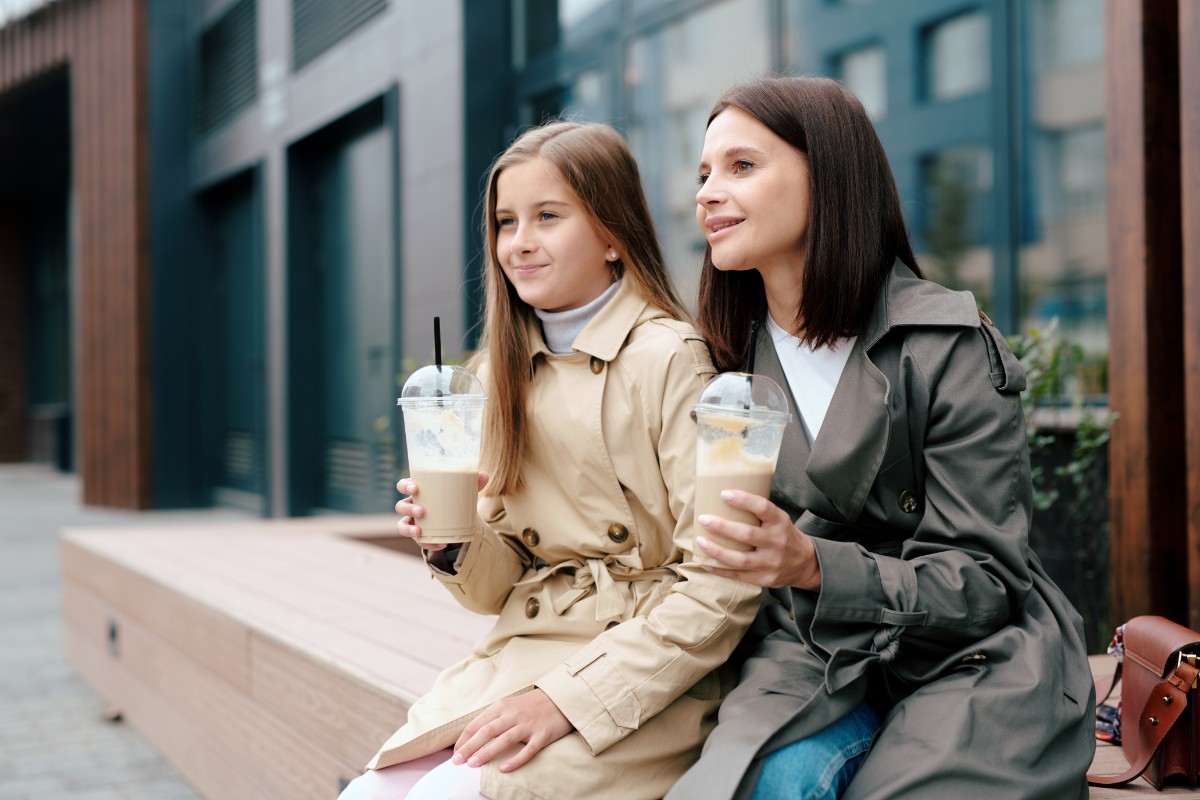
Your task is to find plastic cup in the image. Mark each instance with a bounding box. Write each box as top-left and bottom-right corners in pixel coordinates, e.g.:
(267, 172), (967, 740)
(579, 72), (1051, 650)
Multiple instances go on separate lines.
(693, 372), (791, 567)
(397, 365), (487, 545)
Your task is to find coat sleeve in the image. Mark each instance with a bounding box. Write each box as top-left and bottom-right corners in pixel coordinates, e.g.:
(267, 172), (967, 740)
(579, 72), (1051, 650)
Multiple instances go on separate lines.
(423, 492), (531, 615)
(535, 324), (764, 755)
(803, 325), (1034, 693)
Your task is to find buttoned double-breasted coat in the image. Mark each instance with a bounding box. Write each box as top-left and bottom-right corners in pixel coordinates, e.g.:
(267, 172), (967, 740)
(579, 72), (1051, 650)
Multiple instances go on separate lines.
(667, 264), (1096, 800)
(366, 280), (762, 800)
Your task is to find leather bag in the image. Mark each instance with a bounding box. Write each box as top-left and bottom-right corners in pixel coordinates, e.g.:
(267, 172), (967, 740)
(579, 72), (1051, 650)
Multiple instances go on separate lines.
(1088, 615), (1200, 790)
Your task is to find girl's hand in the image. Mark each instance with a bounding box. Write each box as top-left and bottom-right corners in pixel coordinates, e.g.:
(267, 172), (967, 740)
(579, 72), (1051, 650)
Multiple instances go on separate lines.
(694, 489), (822, 591)
(450, 688), (573, 773)
(395, 473), (489, 552)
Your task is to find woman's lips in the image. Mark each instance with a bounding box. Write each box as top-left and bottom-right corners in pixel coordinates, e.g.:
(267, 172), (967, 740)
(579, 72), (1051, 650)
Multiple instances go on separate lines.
(706, 218), (743, 240)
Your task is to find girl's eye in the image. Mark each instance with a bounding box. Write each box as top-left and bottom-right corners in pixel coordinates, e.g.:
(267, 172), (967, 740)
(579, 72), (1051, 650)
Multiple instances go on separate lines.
(497, 217), (516, 227)
(539, 211), (557, 222)
(733, 160), (754, 174)
(696, 173), (709, 186)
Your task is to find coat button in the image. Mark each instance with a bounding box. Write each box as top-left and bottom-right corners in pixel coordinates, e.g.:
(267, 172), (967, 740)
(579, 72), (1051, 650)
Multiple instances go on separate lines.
(605, 620), (620, 630)
(525, 597), (540, 618)
(898, 489), (919, 514)
(521, 527), (540, 547)
(607, 523), (629, 543)
(590, 356), (604, 374)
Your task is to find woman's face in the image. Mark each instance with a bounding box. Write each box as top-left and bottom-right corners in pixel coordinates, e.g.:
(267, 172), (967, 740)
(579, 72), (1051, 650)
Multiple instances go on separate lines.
(494, 158), (617, 313)
(696, 107), (811, 278)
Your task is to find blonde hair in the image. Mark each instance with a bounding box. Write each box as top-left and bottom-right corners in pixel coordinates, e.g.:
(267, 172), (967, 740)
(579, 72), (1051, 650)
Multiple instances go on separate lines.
(479, 121), (687, 495)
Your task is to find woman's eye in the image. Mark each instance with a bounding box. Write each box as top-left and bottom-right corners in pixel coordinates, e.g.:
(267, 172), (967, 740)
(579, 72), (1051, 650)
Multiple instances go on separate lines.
(539, 211), (557, 222)
(733, 160), (754, 174)
(497, 217), (516, 227)
(696, 173), (709, 186)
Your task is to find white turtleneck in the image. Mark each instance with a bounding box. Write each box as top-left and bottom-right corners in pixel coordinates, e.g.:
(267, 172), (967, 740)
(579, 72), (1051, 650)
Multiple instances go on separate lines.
(534, 280), (621, 354)
(765, 313), (856, 444)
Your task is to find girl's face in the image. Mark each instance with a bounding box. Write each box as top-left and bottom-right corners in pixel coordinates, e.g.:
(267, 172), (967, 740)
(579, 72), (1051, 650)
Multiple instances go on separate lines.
(695, 107), (811, 279)
(494, 158), (617, 313)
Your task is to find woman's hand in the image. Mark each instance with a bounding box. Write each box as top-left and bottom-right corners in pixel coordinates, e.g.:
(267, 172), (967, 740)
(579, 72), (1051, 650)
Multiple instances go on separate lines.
(395, 472), (489, 552)
(450, 688), (574, 773)
(694, 489), (822, 591)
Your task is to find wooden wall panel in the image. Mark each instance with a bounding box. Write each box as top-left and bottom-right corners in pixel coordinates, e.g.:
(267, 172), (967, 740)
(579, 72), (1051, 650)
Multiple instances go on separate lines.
(1105, 0), (1187, 624)
(1181, 0), (1200, 630)
(0, 0), (151, 506)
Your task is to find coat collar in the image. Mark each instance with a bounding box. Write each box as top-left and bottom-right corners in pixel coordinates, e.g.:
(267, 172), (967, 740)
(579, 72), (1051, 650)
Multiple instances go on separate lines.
(526, 278), (652, 363)
(861, 261), (981, 350)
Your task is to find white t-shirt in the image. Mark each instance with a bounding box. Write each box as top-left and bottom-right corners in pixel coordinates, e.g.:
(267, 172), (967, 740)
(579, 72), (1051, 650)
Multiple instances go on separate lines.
(765, 313), (856, 444)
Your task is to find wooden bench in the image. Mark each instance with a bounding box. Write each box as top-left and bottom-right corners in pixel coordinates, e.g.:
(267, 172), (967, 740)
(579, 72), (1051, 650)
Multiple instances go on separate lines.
(60, 518), (1192, 798)
(61, 516), (490, 800)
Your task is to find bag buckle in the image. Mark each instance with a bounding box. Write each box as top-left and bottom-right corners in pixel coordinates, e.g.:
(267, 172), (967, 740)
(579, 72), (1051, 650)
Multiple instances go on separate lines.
(1178, 652), (1199, 689)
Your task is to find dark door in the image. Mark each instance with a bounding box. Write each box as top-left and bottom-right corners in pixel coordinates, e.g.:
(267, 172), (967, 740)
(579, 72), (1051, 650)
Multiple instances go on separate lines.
(203, 171), (266, 511)
(289, 100), (397, 514)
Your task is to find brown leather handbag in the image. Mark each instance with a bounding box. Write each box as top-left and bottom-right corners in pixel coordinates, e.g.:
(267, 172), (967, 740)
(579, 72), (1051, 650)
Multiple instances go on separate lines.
(1088, 615), (1200, 790)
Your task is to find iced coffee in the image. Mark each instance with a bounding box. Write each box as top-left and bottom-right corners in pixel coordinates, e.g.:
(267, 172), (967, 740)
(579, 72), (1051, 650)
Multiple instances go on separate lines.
(397, 365), (487, 545)
(692, 372), (790, 568)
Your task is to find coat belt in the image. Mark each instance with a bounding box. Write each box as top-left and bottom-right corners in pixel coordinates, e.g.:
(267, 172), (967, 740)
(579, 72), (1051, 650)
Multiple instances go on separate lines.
(514, 557), (677, 622)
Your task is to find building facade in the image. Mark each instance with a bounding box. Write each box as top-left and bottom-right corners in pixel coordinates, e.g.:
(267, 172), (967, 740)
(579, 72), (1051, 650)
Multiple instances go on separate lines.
(0, 0), (1111, 516)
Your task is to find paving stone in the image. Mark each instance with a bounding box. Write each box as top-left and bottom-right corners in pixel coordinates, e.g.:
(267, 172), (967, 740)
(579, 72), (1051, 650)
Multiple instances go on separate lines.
(0, 464), (243, 800)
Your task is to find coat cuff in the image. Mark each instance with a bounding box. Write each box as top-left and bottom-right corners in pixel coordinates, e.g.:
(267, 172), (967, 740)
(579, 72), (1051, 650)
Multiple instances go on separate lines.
(535, 645), (641, 755)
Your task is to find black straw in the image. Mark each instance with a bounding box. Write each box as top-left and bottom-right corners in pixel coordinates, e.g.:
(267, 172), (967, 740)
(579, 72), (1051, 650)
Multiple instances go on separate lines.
(745, 320), (758, 374)
(434, 316), (443, 372)
(434, 317), (444, 400)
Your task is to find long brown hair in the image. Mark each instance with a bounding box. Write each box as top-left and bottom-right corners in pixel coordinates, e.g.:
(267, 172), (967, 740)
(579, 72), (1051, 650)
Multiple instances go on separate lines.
(479, 121), (687, 496)
(697, 76), (922, 371)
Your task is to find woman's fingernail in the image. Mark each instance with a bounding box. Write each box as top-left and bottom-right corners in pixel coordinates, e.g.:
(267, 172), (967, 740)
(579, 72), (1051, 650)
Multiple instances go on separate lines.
(696, 536), (709, 549)
(697, 514), (713, 526)
(451, 752), (464, 765)
(720, 490), (733, 500)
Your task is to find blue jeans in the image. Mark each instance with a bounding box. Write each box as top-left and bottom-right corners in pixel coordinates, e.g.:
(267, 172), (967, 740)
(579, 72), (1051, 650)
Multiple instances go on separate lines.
(751, 701), (881, 800)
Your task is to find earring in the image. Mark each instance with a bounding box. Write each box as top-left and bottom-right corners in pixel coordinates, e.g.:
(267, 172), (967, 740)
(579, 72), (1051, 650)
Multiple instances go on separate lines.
(607, 250), (618, 261)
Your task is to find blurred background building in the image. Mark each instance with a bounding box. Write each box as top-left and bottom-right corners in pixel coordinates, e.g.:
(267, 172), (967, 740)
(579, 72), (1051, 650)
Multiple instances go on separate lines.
(0, 0), (1109, 517)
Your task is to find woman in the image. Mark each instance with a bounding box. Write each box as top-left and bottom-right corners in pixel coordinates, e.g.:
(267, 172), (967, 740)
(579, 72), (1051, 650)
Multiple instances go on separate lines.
(666, 76), (1095, 800)
(340, 121), (761, 800)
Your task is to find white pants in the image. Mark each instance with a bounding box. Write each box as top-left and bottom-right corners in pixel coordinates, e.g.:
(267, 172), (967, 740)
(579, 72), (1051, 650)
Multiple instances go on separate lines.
(339, 749), (487, 800)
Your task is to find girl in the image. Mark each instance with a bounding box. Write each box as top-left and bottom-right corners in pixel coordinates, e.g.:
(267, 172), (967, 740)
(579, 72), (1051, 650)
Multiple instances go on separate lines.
(666, 76), (1095, 800)
(340, 121), (760, 800)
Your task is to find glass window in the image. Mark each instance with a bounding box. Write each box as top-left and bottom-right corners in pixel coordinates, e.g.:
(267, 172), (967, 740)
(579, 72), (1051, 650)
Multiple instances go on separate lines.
(836, 44), (886, 120)
(917, 145), (994, 303)
(924, 10), (990, 101)
(562, 69), (609, 122)
(515, 0), (559, 66)
(1033, 0), (1103, 71)
(1021, 3), (1106, 386)
(560, 0), (610, 29)
(626, 0), (771, 305)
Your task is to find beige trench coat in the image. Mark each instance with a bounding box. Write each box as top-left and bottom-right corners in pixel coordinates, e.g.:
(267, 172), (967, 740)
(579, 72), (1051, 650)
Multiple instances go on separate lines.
(367, 280), (763, 800)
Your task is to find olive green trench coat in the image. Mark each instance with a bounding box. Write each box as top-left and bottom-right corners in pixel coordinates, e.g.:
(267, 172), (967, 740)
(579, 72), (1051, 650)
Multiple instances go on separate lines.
(667, 264), (1096, 800)
(366, 280), (762, 800)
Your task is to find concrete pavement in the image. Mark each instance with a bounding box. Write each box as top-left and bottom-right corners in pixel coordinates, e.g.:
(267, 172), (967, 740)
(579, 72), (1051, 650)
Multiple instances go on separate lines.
(0, 463), (250, 799)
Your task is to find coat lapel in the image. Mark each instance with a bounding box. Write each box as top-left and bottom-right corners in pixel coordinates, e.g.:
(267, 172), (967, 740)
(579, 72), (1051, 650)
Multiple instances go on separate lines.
(753, 330), (813, 511)
(806, 336), (889, 523)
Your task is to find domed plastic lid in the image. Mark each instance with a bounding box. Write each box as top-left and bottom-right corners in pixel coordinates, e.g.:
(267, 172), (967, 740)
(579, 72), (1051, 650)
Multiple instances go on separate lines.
(398, 364), (486, 406)
(694, 372), (791, 423)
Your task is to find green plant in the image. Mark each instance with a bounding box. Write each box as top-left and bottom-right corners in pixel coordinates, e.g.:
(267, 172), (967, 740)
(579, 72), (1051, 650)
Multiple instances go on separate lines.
(1007, 318), (1116, 510)
(1008, 318), (1116, 651)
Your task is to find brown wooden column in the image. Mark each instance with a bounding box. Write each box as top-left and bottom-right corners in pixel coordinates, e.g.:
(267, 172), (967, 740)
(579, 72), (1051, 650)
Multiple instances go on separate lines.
(1105, 0), (1187, 624)
(1181, 0), (1200, 630)
(0, 0), (151, 507)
